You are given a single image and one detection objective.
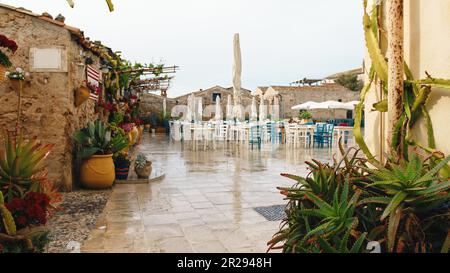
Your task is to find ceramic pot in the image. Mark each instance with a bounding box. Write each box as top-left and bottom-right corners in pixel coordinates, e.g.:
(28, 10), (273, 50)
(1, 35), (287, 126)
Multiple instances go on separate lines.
(114, 160), (130, 180)
(135, 161), (152, 179)
(80, 154), (115, 189)
(75, 86), (90, 107)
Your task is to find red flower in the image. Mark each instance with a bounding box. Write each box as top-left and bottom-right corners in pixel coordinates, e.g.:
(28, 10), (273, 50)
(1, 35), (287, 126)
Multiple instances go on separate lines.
(5, 192), (51, 229)
(0, 34), (18, 53)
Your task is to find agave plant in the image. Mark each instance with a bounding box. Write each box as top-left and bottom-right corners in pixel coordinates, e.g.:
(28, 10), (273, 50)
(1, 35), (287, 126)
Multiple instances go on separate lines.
(359, 154), (450, 252)
(270, 142), (450, 253)
(269, 144), (374, 253)
(0, 126), (54, 203)
(72, 120), (129, 160)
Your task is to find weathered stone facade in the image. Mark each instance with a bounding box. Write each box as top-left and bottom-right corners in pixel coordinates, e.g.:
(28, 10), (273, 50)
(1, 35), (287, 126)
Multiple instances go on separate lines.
(173, 85), (254, 120)
(0, 5), (105, 191)
(264, 84), (360, 119)
(140, 93), (177, 115)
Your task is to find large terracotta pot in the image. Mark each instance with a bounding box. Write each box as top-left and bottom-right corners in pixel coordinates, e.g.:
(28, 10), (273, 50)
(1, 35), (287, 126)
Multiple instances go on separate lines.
(75, 86), (90, 107)
(137, 126), (144, 143)
(80, 154), (115, 189)
(128, 126), (139, 145)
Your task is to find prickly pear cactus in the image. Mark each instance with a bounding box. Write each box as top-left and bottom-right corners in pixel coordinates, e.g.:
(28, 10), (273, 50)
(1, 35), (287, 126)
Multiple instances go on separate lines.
(0, 192), (16, 236)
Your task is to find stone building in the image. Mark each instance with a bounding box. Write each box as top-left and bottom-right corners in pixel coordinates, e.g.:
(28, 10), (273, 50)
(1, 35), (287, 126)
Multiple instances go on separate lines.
(258, 83), (360, 120)
(172, 85), (254, 120)
(0, 4), (109, 190)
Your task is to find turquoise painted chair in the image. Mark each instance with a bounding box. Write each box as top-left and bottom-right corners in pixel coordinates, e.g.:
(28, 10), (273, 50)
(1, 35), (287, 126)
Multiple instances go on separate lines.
(249, 125), (262, 149)
(323, 124), (335, 147)
(313, 123), (326, 148)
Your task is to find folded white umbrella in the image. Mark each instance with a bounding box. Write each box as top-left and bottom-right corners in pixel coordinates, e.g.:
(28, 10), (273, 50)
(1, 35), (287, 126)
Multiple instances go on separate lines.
(214, 96), (222, 121)
(259, 98), (267, 121)
(250, 97), (258, 121)
(272, 97), (280, 120)
(233, 33), (243, 121)
(163, 98), (167, 117)
(197, 97), (203, 122)
(226, 94), (234, 120)
(185, 94), (193, 121)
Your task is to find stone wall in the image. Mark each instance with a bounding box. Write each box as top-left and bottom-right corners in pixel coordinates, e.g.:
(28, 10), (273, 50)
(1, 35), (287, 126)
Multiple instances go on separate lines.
(140, 93), (177, 116)
(274, 84), (360, 119)
(173, 86), (254, 120)
(0, 7), (100, 191)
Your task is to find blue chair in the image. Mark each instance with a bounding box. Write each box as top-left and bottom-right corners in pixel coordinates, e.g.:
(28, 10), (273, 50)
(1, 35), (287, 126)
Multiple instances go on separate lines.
(313, 123), (326, 148)
(249, 125), (262, 149)
(323, 124), (335, 147)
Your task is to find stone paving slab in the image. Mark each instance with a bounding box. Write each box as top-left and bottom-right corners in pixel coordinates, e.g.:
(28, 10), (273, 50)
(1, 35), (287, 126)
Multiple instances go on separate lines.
(81, 134), (340, 253)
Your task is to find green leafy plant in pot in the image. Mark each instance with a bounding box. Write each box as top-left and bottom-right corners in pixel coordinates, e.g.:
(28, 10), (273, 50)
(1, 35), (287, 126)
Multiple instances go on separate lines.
(298, 110), (313, 123)
(73, 120), (129, 189)
(134, 154), (152, 179)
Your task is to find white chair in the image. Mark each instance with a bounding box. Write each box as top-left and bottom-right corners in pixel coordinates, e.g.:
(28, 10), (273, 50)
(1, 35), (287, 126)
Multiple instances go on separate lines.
(172, 122), (182, 142)
(191, 124), (204, 150)
(202, 124), (215, 150)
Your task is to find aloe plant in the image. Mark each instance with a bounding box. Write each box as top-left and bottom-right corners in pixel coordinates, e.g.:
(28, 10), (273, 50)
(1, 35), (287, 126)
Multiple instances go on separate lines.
(0, 127), (54, 203)
(72, 120), (129, 159)
(271, 142), (450, 253)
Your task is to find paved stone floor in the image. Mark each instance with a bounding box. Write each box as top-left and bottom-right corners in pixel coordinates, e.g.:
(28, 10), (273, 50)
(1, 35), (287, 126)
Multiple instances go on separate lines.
(82, 134), (341, 253)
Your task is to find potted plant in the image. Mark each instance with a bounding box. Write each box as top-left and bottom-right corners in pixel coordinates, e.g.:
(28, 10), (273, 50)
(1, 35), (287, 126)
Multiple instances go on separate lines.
(298, 110), (313, 124)
(0, 34), (17, 83)
(114, 152), (131, 180)
(134, 154), (152, 179)
(0, 126), (60, 253)
(73, 120), (129, 189)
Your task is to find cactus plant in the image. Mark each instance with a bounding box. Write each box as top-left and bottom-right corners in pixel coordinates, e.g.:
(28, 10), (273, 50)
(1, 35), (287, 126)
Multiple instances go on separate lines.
(0, 192), (16, 236)
(0, 126), (54, 203)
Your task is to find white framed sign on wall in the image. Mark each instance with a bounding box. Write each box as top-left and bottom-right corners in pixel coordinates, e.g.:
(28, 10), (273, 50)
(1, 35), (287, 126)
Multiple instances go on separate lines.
(29, 47), (68, 72)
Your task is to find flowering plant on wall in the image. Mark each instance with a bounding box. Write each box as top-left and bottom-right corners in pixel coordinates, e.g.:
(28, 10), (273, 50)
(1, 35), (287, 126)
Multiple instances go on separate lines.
(5, 67), (25, 80)
(0, 34), (18, 68)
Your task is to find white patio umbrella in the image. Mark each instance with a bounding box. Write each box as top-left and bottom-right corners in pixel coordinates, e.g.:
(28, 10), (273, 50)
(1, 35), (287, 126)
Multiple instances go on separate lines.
(226, 94), (233, 120)
(197, 97), (203, 122)
(250, 97), (258, 121)
(343, 101), (360, 109)
(232, 33), (243, 121)
(259, 98), (267, 121)
(163, 98), (167, 117)
(214, 96), (222, 121)
(291, 101), (321, 110)
(313, 100), (355, 110)
(185, 94), (193, 122)
(272, 97), (280, 120)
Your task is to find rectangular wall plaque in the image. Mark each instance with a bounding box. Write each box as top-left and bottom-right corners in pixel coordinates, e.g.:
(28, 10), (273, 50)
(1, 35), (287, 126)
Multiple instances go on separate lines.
(29, 47), (68, 72)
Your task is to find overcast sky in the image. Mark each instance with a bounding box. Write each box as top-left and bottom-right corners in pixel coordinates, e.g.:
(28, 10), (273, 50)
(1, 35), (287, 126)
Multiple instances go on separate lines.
(2, 0), (364, 97)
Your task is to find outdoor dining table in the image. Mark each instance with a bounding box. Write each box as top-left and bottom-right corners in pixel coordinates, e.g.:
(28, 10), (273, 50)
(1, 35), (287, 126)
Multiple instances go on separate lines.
(333, 126), (355, 145)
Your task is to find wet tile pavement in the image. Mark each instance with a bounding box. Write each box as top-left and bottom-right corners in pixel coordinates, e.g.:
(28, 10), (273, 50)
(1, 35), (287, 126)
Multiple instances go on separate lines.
(82, 134), (340, 253)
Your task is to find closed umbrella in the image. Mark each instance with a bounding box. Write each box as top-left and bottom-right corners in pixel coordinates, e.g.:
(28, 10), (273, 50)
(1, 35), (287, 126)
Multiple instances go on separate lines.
(250, 97), (258, 121)
(259, 98), (267, 122)
(185, 94), (193, 122)
(273, 97), (280, 120)
(214, 96), (222, 121)
(163, 98), (167, 117)
(197, 97), (203, 122)
(226, 94), (233, 120)
(232, 33), (243, 121)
